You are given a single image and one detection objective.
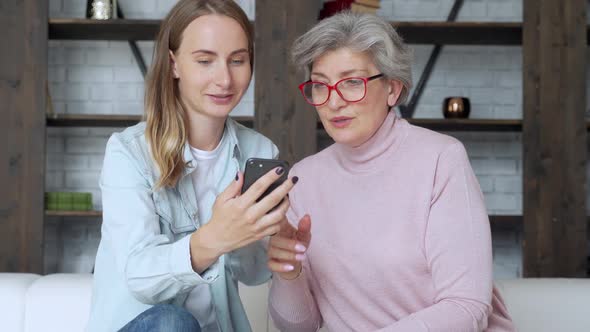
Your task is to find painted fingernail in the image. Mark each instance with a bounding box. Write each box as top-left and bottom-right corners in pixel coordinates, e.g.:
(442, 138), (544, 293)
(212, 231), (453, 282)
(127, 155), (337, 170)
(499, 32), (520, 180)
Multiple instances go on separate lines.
(291, 176), (299, 184)
(295, 254), (305, 261)
(295, 244), (306, 252)
(276, 167), (284, 175)
(235, 172), (239, 181)
(284, 264), (294, 271)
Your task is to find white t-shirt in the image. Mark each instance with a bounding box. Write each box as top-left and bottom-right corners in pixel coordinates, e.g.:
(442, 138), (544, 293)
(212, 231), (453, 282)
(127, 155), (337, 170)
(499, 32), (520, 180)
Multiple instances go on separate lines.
(185, 133), (230, 332)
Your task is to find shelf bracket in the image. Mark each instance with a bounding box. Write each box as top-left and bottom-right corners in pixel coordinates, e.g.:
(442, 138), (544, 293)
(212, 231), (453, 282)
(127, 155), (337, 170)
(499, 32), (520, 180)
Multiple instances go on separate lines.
(116, 5), (147, 77)
(399, 0), (464, 119)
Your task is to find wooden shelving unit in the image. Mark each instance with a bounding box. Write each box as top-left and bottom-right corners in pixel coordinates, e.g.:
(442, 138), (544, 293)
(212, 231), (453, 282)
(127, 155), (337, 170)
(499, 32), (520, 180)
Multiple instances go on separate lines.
(21, 2), (582, 279)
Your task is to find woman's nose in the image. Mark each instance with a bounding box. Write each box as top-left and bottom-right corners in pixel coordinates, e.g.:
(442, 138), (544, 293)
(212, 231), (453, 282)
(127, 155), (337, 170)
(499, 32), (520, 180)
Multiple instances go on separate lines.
(327, 88), (346, 111)
(214, 63), (232, 89)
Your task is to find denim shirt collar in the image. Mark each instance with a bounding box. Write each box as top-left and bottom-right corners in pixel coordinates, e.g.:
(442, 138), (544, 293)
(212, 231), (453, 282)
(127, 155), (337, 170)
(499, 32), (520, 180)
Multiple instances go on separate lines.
(181, 118), (243, 176)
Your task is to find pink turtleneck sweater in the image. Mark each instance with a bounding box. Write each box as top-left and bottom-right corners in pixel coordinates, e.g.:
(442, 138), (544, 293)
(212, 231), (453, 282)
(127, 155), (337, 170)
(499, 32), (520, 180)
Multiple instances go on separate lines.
(269, 112), (515, 332)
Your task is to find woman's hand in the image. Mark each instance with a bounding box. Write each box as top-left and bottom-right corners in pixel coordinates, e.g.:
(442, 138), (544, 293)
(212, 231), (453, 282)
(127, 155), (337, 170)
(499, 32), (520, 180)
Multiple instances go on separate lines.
(190, 167), (297, 273)
(267, 214), (312, 280)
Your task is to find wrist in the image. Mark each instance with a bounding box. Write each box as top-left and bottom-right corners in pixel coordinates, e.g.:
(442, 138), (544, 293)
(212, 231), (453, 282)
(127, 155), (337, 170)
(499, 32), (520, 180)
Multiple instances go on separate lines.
(190, 224), (226, 273)
(278, 264), (302, 280)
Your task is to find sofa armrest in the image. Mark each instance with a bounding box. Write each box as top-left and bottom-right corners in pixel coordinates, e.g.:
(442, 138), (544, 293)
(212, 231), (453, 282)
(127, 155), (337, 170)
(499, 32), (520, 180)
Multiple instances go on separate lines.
(0, 273), (41, 332)
(496, 278), (590, 332)
(24, 273), (93, 332)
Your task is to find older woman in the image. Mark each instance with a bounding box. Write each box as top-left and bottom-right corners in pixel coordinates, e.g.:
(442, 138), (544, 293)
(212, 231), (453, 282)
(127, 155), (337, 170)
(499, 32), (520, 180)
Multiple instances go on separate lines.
(267, 11), (515, 332)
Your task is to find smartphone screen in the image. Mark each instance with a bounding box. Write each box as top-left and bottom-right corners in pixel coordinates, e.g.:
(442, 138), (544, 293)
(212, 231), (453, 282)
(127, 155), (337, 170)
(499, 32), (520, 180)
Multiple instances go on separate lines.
(241, 158), (289, 202)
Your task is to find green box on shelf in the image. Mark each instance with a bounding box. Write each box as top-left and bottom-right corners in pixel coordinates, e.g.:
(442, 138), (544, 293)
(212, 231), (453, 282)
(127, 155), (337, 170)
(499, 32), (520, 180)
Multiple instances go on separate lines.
(45, 192), (92, 211)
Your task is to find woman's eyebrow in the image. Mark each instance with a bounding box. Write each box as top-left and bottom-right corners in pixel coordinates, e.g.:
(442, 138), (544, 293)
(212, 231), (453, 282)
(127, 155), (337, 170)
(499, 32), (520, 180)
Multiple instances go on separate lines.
(310, 69), (368, 78)
(191, 49), (249, 56)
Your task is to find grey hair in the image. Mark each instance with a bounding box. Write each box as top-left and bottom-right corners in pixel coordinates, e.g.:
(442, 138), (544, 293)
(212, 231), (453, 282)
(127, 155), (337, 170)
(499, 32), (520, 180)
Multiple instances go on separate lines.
(292, 11), (413, 106)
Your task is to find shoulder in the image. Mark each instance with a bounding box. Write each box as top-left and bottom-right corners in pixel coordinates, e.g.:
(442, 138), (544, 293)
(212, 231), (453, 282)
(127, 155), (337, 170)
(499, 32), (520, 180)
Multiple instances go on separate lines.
(400, 120), (468, 163)
(289, 144), (336, 177)
(103, 122), (153, 180)
(406, 121), (461, 152)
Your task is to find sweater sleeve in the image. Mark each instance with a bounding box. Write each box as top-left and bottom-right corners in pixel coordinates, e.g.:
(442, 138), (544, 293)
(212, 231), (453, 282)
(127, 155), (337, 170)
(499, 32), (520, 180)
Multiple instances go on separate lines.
(268, 165), (323, 332)
(268, 262), (322, 332)
(376, 142), (494, 332)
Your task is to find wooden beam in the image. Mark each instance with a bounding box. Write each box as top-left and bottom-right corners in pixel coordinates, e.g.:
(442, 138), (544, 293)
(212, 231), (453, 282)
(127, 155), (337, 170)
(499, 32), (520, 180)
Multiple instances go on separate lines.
(0, 0), (47, 272)
(523, 0), (587, 277)
(254, 1), (321, 164)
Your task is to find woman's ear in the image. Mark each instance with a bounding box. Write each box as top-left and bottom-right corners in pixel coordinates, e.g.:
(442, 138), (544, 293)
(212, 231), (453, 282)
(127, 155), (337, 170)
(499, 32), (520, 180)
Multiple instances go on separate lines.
(387, 80), (403, 107)
(169, 50), (179, 79)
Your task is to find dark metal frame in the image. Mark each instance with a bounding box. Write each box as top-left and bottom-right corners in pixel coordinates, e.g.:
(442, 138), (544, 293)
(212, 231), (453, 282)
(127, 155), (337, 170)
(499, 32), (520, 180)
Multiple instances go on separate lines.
(399, 0), (464, 118)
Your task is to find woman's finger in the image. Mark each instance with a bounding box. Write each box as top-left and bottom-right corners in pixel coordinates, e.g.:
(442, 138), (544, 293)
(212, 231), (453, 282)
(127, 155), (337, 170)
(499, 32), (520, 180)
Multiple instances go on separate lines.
(268, 246), (305, 262)
(253, 198), (289, 230)
(240, 167), (291, 205)
(269, 235), (307, 253)
(267, 259), (297, 273)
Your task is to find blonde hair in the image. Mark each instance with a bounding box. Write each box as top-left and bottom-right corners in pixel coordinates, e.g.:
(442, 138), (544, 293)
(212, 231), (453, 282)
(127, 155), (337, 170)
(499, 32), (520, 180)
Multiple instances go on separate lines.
(145, 0), (253, 189)
(292, 11), (413, 106)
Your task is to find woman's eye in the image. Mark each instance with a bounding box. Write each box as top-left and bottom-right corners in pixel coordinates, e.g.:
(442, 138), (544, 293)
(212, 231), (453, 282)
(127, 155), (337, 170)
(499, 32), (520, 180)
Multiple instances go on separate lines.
(344, 79), (363, 86)
(196, 59), (211, 65)
(230, 59), (246, 65)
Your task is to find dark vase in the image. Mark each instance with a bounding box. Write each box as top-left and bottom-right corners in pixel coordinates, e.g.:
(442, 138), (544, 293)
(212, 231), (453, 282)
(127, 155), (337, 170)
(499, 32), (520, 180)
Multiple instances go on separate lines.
(85, 0), (93, 18)
(443, 97), (471, 119)
(86, 0), (116, 20)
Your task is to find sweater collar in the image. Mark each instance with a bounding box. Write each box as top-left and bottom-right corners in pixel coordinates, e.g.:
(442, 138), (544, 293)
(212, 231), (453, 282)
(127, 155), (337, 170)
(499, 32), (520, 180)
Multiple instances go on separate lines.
(334, 111), (407, 172)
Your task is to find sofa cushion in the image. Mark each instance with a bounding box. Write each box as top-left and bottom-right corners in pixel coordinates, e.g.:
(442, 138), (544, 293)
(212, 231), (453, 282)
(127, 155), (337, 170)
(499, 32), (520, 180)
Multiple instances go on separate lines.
(24, 273), (93, 332)
(495, 278), (590, 332)
(0, 273), (40, 332)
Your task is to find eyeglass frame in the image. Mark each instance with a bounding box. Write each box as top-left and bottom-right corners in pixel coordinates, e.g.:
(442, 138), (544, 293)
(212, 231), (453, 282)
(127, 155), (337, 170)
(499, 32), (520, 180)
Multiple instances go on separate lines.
(298, 73), (385, 106)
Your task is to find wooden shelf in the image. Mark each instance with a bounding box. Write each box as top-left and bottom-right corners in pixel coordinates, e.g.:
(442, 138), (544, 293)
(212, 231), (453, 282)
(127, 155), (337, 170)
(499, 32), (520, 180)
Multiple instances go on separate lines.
(45, 210), (521, 226)
(48, 19), (523, 45)
(47, 116), (590, 133)
(393, 22), (522, 45)
(408, 118), (522, 131)
(316, 119), (522, 134)
(47, 114), (141, 127)
(45, 210), (102, 217)
(49, 19), (161, 40)
(489, 215), (522, 227)
(46, 113), (254, 128)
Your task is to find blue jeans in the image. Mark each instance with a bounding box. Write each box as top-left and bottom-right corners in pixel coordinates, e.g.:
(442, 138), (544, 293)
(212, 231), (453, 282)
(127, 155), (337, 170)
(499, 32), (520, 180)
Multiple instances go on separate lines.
(119, 304), (201, 332)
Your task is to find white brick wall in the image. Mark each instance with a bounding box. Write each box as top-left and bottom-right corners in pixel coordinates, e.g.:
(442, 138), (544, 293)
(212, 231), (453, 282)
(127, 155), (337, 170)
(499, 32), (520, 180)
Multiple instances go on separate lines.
(46, 0), (549, 280)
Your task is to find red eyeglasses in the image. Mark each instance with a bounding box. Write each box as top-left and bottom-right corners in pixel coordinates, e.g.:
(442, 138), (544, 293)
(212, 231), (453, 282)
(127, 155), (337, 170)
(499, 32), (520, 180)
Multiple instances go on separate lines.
(298, 73), (384, 106)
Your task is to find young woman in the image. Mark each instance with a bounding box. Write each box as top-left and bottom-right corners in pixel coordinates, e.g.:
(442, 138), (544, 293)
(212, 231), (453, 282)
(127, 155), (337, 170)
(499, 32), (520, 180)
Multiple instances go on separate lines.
(87, 1), (296, 331)
(267, 12), (515, 332)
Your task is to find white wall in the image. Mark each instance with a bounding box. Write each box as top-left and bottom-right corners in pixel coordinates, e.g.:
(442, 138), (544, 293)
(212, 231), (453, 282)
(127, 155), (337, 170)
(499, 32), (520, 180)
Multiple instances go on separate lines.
(46, 0), (575, 279)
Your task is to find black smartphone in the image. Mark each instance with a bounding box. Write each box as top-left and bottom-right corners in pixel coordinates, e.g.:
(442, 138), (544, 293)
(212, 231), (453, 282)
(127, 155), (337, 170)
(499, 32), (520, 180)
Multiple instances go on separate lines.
(241, 158), (290, 202)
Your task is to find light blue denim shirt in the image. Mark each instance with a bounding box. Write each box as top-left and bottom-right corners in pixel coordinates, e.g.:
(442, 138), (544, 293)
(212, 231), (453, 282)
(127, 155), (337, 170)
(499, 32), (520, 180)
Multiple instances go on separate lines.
(87, 118), (278, 332)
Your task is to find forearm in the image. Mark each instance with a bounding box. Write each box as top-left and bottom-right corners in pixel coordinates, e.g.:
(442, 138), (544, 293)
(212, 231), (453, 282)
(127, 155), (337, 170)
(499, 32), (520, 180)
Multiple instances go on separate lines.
(189, 223), (226, 274)
(376, 299), (490, 332)
(269, 271), (322, 332)
(124, 235), (220, 304)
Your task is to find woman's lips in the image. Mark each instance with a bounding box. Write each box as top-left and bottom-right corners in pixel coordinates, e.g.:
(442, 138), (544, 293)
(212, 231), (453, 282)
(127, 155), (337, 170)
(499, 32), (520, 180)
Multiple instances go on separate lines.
(208, 94), (233, 105)
(330, 116), (353, 128)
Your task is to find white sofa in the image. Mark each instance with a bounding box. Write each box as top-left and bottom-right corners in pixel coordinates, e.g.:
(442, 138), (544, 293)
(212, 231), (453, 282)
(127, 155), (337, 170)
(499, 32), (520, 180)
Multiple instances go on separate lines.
(1, 273), (590, 332)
